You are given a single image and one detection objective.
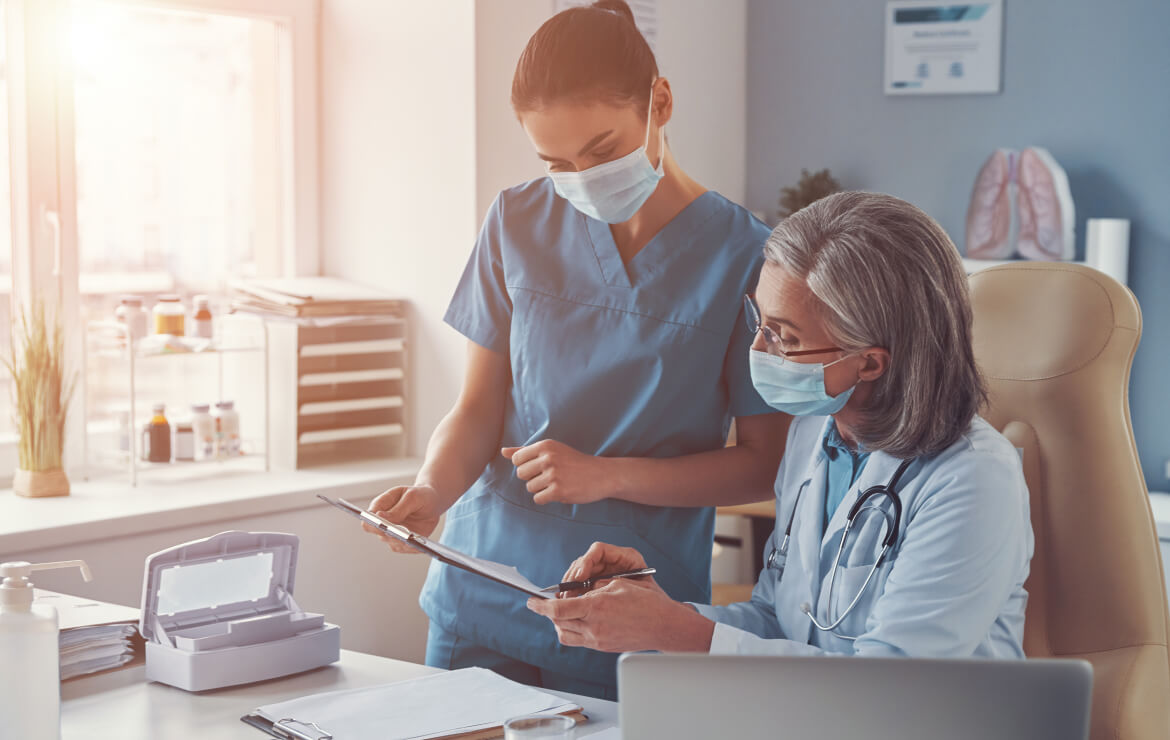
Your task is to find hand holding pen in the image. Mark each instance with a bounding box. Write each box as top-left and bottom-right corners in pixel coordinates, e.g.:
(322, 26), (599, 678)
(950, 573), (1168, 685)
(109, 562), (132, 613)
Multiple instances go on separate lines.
(541, 567), (656, 595)
(551, 542), (654, 597)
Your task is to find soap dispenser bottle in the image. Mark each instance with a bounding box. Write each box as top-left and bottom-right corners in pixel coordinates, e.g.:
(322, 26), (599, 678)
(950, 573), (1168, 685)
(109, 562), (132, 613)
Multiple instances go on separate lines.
(0, 559), (92, 740)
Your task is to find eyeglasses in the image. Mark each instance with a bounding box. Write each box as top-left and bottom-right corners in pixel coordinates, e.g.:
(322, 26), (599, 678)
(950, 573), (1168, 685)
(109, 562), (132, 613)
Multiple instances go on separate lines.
(743, 294), (844, 359)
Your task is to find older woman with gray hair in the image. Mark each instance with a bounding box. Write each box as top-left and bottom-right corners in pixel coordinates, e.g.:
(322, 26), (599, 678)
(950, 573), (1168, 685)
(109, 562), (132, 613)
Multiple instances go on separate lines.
(529, 191), (1033, 658)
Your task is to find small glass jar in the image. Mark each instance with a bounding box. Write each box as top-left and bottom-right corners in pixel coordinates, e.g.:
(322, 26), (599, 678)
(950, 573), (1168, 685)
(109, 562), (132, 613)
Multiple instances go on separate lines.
(114, 295), (149, 342)
(153, 295), (185, 336)
(190, 295), (213, 339)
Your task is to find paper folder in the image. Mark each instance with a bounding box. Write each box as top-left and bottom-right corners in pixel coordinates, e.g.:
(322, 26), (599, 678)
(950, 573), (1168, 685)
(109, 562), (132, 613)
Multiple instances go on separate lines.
(240, 667), (587, 740)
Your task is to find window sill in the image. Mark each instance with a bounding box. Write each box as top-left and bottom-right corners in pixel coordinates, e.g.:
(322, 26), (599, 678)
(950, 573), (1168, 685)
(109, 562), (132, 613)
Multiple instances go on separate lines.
(0, 457), (422, 554)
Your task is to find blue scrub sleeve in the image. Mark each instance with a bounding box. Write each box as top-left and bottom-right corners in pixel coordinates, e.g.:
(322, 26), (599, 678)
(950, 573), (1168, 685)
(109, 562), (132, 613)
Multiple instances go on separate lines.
(723, 304), (775, 417)
(444, 194), (512, 354)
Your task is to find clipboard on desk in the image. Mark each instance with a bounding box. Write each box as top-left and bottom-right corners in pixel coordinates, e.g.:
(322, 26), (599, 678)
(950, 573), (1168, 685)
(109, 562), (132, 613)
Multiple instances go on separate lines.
(240, 666), (587, 740)
(317, 495), (554, 600)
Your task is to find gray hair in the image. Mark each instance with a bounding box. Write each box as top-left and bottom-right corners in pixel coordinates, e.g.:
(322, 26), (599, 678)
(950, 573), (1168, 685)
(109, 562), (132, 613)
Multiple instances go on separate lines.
(763, 191), (987, 458)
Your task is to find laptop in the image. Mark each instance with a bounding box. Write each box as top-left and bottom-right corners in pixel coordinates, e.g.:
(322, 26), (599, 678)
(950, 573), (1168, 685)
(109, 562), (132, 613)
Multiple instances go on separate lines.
(618, 654), (1092, 740)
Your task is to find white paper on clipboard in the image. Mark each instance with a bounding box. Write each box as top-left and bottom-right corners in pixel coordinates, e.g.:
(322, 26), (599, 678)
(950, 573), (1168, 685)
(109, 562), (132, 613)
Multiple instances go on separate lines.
(317, 495), (553, 599)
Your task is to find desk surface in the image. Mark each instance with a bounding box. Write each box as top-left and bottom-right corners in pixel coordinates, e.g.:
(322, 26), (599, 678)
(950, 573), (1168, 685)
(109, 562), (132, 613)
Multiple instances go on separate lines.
(61, 649), (618, 739)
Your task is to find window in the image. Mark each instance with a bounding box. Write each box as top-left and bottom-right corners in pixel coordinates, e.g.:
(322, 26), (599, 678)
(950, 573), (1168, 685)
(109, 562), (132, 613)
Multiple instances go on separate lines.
(0, 0), (14, 449)
(0, 0), (319, 482)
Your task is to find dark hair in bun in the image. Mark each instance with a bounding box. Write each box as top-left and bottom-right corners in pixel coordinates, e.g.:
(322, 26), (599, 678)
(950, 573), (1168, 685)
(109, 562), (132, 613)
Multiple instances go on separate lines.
(512, 0), (659, 114)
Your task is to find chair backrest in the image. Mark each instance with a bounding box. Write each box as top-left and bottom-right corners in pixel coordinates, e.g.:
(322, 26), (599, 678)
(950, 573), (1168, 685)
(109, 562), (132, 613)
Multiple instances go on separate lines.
(969, 262), (1170, 740)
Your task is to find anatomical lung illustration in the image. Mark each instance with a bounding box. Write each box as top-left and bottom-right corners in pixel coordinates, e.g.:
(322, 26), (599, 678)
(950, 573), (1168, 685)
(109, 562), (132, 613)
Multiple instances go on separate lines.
(1016, 147), (1075, 261)
(966, 149), (1018, 259)
(965, 147), (1075, 261)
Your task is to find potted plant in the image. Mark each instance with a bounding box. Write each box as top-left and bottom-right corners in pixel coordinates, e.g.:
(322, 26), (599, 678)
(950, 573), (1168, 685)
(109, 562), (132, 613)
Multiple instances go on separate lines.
(4, 302), (75, 497)
(777, 168), (843, 223)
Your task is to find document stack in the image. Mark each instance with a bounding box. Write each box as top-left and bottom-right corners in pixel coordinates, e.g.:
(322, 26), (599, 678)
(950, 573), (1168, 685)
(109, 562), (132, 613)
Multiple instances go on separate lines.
(230, 277), (405, 320)
(33, 589), (142, 681)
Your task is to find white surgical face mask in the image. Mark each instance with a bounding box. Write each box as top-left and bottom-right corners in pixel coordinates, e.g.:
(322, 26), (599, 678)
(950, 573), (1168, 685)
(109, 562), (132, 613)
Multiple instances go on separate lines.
(749, 349), (858, 416)
(548, 88), (664, 224)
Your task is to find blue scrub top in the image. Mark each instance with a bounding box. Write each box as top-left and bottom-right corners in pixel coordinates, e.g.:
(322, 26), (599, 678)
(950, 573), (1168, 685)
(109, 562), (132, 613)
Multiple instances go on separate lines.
(421, 177), (774, 687)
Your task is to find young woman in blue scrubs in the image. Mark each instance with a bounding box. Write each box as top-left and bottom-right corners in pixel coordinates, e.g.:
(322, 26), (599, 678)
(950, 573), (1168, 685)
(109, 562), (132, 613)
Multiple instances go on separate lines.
(368, 0), (789, 699)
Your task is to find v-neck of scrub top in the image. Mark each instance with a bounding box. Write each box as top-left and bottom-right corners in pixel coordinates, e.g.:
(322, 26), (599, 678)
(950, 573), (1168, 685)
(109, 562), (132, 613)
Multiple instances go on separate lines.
(584, 191), (718, 288)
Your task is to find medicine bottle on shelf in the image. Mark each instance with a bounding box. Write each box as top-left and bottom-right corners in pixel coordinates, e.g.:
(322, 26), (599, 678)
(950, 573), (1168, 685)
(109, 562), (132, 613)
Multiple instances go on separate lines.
(114, 295), (149, 343)
(212, 401), (241, 458)
(152, 295), (185, 336)
(191, 404), (215, 461)
(190, 295), (213, 339)
(143, 404), (171, 463)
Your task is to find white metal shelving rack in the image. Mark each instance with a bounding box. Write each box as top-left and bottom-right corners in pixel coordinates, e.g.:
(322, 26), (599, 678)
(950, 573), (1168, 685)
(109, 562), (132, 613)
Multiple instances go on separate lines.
(83, 315), (270, 486)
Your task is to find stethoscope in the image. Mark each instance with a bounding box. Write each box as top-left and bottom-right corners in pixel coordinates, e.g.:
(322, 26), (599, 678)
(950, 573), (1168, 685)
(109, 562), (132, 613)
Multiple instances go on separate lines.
(767, 457), (914, 640)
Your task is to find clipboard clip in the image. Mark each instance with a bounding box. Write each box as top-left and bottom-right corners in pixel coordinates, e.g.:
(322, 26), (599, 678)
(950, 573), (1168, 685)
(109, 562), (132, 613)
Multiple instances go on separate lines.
(272, 717), (333, 740)
(242, 713), (333, 740)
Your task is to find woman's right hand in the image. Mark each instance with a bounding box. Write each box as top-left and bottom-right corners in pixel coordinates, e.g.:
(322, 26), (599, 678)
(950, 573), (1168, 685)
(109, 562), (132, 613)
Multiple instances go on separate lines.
(560, 542), (649, 591)
(364, 484), (445, 554)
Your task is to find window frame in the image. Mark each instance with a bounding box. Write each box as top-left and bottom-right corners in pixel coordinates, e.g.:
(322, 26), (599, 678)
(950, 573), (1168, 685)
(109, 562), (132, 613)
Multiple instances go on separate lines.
(1, 0), (320, 485)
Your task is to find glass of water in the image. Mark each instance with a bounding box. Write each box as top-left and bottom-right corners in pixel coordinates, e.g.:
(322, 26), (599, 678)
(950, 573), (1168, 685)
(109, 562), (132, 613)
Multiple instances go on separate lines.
(503, 714), (576, 739)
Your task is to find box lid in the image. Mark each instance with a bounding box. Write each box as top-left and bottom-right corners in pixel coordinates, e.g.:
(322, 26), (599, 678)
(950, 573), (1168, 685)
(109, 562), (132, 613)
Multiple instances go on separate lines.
(140, 531), (300, 643)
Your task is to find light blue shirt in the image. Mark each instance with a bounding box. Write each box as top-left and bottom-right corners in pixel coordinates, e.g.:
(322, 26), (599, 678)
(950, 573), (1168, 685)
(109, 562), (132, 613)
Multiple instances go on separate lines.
(694, 415), (1033, 658)
(423, 178), (776, 688)
(822, 422), (870, 529)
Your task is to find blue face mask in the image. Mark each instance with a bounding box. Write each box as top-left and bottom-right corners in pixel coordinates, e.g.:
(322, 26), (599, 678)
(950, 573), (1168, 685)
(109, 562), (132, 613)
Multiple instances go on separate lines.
(548, 90), (664, 224)
(749, 349), (857, 417)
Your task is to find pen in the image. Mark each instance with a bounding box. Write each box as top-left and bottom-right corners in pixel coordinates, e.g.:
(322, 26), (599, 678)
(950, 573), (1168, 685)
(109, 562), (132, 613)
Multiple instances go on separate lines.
(540, 567), (657, 593)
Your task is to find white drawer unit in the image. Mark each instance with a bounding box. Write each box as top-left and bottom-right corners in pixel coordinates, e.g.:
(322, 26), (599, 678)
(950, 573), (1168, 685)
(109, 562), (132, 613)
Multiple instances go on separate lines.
(267, 318), (408, 469)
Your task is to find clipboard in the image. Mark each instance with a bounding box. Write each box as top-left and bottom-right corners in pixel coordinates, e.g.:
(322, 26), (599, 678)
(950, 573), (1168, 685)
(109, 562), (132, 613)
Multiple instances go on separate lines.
(239, 666), (588, 740)
(317, 495), (553, 599)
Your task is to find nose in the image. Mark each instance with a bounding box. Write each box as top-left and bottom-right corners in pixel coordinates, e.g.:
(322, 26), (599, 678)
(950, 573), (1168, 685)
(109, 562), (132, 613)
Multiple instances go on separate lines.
(750, 328), (767, 352)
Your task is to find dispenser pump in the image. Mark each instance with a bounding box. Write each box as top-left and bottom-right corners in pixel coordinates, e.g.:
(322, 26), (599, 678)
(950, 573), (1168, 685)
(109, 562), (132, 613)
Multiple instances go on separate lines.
(0, 560), (92, 611)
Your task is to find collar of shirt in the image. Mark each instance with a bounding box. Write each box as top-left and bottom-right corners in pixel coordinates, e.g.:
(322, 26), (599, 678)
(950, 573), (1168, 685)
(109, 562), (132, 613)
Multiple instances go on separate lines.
(821, 421), (872, 528)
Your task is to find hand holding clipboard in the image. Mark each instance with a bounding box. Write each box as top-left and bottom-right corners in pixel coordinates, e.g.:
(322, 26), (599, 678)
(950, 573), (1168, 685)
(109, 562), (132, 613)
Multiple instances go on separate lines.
(319, 496), (654, 600)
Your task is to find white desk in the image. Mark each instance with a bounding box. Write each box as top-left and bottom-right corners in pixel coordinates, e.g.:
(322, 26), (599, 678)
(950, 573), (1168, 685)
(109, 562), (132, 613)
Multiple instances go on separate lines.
(61, 649), (619, 739)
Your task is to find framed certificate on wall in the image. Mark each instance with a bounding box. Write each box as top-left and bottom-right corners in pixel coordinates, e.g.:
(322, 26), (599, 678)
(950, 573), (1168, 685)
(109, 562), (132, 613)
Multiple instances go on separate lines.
(884, 1), (1004, 95)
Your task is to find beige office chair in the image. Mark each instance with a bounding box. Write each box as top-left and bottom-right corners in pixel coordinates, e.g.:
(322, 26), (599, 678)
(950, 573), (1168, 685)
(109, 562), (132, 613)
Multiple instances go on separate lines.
(970, 263), (1170, 740)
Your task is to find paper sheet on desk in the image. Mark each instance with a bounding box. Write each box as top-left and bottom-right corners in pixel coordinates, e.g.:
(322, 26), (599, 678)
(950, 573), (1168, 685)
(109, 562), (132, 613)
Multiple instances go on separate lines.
(250, 667), (581, 740)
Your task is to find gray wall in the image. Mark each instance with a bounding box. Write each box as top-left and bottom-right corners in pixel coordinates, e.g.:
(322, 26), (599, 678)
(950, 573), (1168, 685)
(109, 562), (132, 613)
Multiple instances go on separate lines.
(746, 0), (1170, 489)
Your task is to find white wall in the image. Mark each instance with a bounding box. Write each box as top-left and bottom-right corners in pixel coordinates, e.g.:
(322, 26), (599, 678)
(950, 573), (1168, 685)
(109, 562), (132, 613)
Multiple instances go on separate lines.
(474, 0), (554, 220)
(655, 0), (748, 206)
(319, 0), (478, 456)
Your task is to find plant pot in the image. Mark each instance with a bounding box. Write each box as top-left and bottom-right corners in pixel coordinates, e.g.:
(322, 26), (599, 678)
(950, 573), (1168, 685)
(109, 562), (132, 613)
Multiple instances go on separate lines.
(13, 468), (70, 498)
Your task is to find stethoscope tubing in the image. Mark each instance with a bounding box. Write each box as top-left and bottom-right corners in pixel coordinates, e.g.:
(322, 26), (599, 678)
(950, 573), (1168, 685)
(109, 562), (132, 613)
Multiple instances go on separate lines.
(768, 457), (914, 640)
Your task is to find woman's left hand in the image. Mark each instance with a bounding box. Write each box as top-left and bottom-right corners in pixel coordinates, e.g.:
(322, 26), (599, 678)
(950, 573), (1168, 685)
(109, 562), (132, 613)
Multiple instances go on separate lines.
(526, 577), (715, 653)
(503, 440), (618, 505)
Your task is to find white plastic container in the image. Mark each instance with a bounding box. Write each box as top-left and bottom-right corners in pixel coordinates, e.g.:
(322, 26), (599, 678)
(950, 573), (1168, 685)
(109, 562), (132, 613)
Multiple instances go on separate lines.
(0, 560), (92, 740)
(114, 295), (149, 343)
(140, 531), (339, 691)
(213, 400), (241, 458)
(191, 404), (215, 462)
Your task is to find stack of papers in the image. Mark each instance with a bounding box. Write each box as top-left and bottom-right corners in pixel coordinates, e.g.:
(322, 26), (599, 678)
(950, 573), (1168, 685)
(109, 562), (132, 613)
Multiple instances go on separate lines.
(243, 667), (584, 740)
(231, 277), (405, 318)
(34, 589), (142, 681)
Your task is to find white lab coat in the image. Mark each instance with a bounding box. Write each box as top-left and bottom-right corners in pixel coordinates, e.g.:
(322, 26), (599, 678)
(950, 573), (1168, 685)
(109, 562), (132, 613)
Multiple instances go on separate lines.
(695, 415), (1033, 657)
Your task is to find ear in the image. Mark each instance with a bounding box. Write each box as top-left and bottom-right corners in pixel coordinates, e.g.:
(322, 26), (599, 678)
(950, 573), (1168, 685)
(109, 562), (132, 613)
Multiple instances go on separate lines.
(652, 77), (674, 127)
(856, 347), (891, 383)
